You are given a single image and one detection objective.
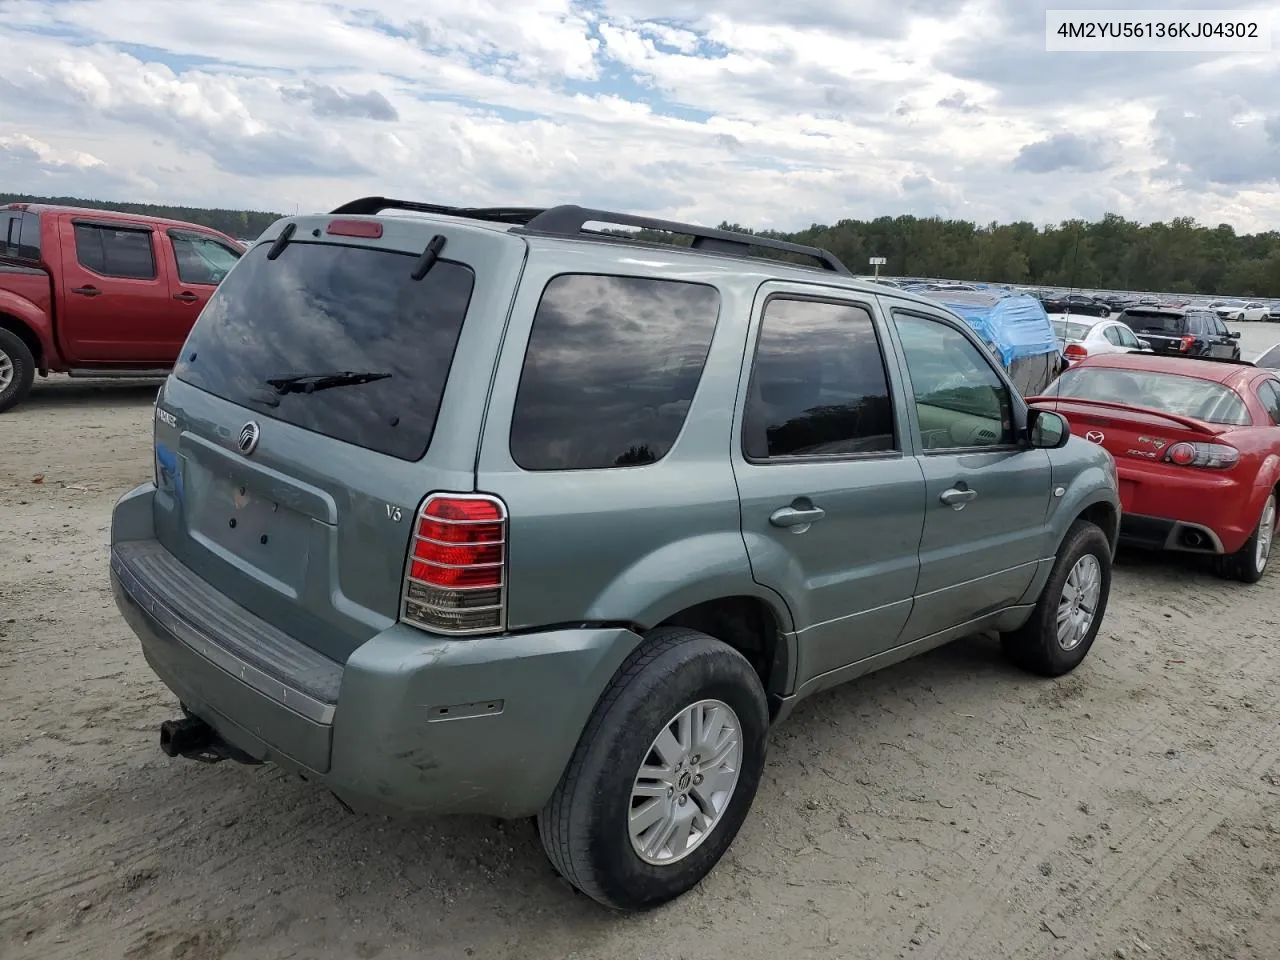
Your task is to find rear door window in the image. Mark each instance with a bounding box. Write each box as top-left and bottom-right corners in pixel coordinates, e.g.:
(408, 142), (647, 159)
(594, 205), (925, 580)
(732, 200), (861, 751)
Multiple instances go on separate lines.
(743, 297), (897, 459)
(174, 241), (475, 461)
(509, 274), (720, 470)
(73, 223), (157, 279)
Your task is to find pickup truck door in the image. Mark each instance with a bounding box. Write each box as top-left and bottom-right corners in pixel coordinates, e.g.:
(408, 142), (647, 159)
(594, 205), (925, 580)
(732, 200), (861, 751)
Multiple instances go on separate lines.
(163, 230), (243, 353)
(56, 216), (174, 363)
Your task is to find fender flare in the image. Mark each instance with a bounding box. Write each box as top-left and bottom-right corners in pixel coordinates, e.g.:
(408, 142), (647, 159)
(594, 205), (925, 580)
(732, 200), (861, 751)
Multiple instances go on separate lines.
(584, 530), (797, 692)
(0, 289), (57, 372)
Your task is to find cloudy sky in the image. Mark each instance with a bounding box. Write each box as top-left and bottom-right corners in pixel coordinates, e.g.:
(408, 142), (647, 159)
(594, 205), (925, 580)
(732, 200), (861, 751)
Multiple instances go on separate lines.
(1, 0), (1278, 233)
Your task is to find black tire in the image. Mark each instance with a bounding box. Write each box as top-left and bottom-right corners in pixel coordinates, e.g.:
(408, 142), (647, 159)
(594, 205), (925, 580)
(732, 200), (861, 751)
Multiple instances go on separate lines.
(537, 626), (769, 910)
(0, 327), (36, 414)
(1001, 520), (1112, 677)
(1218, 492), (1276, 584)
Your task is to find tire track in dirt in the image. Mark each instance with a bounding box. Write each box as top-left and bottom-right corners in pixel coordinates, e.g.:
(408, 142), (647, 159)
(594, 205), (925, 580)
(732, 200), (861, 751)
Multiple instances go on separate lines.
(920, 565), (1280, 960)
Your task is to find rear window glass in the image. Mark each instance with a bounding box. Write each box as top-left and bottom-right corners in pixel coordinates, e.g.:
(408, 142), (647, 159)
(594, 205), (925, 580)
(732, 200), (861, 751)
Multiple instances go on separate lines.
(509, 274), (720, 470)
(174, 241), (475, 461)
(73, 223), (156, 279)
(1121, 312), (1186, 333)
(1046, 367), (1250, 425)
(1053, 320), (1092, 341)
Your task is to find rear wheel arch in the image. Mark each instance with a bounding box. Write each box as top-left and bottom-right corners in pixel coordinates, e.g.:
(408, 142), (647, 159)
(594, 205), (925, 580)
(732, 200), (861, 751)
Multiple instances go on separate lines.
(655, 595), (792, 704)
(0, 312), (44, 371)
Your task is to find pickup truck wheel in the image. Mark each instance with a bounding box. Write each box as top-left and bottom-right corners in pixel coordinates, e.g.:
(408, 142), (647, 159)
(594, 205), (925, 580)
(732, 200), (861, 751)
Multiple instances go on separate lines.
(537, 626), (768, 910)
(1001, 520), (1111, 677)
(1218, 493), (1275, 584)
(0, 328), (36, 414)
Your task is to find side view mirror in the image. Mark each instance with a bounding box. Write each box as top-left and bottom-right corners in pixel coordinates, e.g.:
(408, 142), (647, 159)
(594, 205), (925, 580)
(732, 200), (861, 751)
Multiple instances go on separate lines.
(1027, 408), (1070, 449)
(1228, 331), (1241, 339)
(1137, 338), (1152, 349)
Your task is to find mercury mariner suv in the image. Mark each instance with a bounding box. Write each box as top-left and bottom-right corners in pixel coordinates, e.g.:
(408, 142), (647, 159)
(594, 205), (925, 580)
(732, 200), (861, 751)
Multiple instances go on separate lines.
(110, 197), (1121, 909)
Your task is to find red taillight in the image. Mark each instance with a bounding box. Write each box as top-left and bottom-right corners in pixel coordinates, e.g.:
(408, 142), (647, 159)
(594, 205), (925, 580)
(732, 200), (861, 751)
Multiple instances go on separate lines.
(1179, 335), (1196, 352)
(326, 218), (383, 238)
(400, 494), (506, 635)
(1064, 343), (1088, 360)
(1164, 441), (1239, 469)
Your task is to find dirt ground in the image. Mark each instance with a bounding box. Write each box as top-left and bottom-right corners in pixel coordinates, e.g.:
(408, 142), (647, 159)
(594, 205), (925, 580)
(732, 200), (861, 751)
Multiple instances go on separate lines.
(3, 372), (1280, 960)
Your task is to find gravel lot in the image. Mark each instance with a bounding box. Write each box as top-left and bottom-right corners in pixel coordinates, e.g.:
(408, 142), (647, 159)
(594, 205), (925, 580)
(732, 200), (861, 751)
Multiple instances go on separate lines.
(4, 324), (1280, 960)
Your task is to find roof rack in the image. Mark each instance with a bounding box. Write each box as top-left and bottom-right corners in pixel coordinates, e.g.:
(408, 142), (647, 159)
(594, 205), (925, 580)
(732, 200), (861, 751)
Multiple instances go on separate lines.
(516, 205), (849, 274)
(328, 197), (850, 274)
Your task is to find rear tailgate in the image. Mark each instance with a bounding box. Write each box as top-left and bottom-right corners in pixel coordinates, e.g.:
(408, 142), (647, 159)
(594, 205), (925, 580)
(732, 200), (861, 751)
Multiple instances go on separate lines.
(1034, 399), (1231, 510)
(1121, 310), (1187, 354)
(150, 215), (528, 663)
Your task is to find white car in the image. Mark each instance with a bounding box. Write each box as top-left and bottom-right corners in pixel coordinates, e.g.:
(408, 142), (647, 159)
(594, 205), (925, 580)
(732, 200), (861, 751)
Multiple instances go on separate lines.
(1240, 302), (1273, 322)
(1053, 315), (1152, 361)
(1208, 300), (1248, 321)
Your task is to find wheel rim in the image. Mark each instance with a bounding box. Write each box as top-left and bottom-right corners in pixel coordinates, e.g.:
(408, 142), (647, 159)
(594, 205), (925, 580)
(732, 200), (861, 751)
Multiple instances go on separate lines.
(0, 349), (13, 391)
(628, 698), (743, 866)
(1255, 497), (1276, 573)
(1056, 553), (1101, 651)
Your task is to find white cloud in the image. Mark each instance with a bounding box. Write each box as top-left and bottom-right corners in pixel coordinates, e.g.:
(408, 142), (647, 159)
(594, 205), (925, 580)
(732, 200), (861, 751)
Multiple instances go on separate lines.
(0, 0), (1276, 232)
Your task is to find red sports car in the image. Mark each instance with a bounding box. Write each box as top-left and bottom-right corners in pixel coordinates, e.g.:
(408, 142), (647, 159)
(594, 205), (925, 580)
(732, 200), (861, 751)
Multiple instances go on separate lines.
(1028, 353), (1280, 582)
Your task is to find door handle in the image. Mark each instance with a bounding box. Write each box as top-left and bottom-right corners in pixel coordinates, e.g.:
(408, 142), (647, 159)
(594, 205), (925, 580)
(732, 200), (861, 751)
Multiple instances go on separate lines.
(769, 504), (826, 528)
(172, 292), (199, 303)
(939, 485), (978, 508)
(71, 285), (101, 297)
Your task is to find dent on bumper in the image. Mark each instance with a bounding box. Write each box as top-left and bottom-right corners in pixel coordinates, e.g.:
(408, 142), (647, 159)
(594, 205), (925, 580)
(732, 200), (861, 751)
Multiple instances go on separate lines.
(111, 510), (642, 818)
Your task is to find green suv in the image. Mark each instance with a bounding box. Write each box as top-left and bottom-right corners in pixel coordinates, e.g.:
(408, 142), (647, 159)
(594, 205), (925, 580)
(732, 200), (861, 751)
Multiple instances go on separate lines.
(110, 198), (1120, 909)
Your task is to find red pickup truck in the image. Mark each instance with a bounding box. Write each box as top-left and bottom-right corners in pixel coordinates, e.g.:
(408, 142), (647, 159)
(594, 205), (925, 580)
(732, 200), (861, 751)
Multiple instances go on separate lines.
(0, 203), (244, 412)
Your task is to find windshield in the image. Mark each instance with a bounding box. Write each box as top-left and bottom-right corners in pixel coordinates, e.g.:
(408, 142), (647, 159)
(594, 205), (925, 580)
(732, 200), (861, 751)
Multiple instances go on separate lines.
(1053, 320), (1092, 341)
(174, 240), (476, 461)
(1044, 367), (1250, 425)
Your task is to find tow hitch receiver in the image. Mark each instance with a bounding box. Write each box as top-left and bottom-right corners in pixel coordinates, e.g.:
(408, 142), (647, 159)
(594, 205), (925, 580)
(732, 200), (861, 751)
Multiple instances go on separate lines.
(159, 715), (261, 765)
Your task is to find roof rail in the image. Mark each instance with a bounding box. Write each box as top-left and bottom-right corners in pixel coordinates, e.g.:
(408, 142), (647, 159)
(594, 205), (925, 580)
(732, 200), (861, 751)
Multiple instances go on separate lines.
(515, 205), (850, 274)
(329, 196), (545, 225)
(329, 197), (850, 274)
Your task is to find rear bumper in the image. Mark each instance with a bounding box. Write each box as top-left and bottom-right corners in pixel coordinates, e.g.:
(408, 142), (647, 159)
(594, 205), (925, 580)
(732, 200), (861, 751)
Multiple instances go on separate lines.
(110, 483), (643, 818)
(1115, 464), (1253, 554)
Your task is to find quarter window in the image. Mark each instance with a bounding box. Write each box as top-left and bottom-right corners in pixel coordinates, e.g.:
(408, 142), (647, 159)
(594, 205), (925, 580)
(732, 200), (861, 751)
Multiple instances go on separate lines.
(1257, 380), (1280, 426)
(743, 298), (897, 460)
(73, 223), (156, 280)
(509, 274), (721, 471)
(894, 313), (1014, 449)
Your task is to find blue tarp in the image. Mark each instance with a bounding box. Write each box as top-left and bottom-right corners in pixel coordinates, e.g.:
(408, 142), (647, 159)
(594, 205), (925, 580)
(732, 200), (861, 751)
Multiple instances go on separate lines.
(917, 289), (1058, 367)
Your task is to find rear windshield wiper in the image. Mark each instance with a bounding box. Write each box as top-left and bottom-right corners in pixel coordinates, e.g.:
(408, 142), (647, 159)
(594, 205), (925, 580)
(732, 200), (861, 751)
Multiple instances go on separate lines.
(265, 371), (392, 395)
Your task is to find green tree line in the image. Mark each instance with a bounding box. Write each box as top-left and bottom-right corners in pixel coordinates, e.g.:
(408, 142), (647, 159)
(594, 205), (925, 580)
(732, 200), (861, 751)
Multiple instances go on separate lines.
(6, 194), (1278, 297)
(759, 213), (1280, 298)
